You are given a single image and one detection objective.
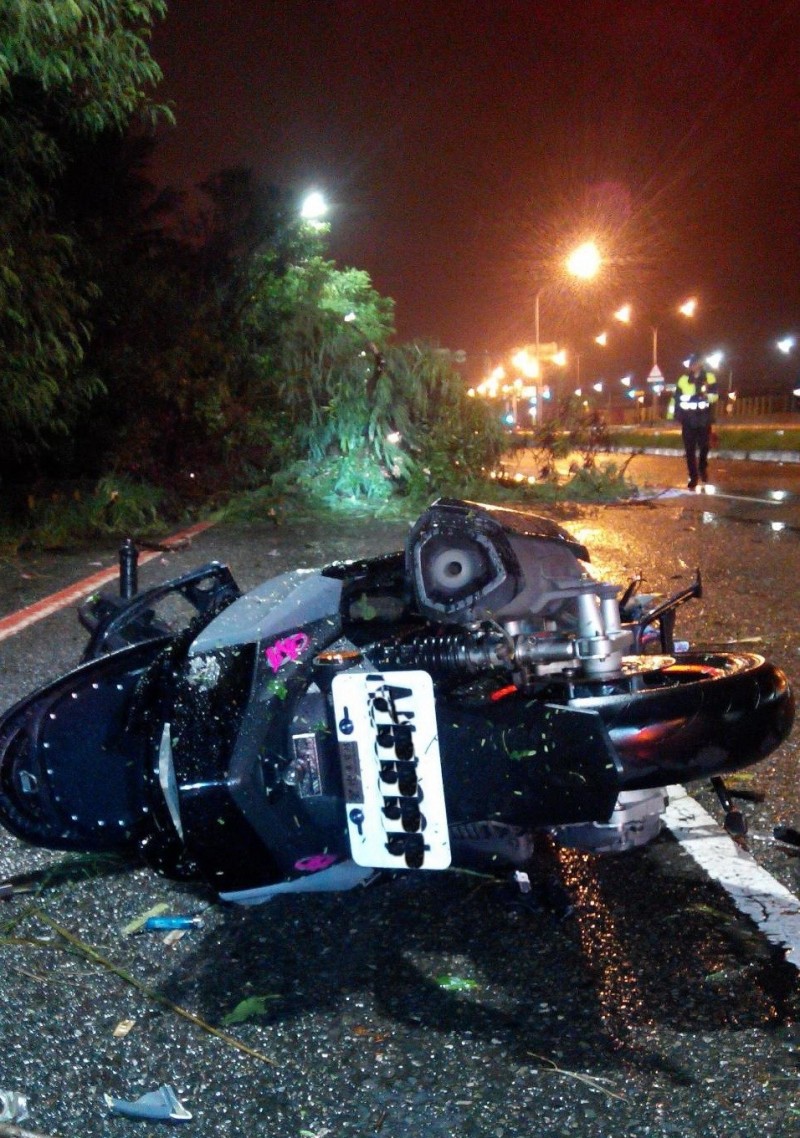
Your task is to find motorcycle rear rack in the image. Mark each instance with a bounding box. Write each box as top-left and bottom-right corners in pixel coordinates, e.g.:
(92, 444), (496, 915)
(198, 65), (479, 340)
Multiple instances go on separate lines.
(79, 559), (241, 660)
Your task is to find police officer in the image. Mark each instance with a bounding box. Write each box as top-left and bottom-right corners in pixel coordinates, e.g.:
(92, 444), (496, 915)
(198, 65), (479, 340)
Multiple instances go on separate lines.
(670, 353), (719, 490)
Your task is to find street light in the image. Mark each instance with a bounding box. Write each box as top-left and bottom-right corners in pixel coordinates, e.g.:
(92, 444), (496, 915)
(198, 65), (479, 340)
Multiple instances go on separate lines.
(651, 297), (698, 371)
(565, 240), (602, 279)
(300, 190), (328, 228)
(705, 350), (724, 371)
(642, 297), (699, 420)
(533, 239), (603, 421)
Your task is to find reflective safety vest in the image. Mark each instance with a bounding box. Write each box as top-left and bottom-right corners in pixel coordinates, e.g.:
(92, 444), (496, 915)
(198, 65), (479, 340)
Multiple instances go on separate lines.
(667, 370), (718, 420)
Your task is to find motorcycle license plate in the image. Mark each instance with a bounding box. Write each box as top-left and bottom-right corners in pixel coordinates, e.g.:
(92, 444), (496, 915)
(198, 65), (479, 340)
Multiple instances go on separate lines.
(332, 671), (451, 870)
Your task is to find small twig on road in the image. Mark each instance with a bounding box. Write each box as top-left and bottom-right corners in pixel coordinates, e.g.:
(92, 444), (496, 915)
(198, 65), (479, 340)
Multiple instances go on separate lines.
(27, 908), (285, 1070)
(526, 1052), (626, 1100)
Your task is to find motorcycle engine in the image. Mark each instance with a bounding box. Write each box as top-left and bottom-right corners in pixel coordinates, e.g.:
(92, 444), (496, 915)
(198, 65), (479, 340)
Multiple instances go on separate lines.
(405, 498), (633, 679)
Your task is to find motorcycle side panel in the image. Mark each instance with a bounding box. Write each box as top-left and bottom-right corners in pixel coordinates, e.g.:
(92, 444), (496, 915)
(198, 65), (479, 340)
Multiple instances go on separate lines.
(189, 569), (343, 653)
(0, 639), (168, 851)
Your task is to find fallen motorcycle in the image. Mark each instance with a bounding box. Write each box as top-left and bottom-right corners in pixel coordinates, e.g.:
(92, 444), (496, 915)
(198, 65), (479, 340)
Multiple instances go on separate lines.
(0, 498), (793, 903)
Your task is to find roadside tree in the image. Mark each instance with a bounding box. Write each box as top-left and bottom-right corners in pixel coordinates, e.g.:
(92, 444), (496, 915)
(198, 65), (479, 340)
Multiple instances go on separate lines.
(0, 0), (170, 472)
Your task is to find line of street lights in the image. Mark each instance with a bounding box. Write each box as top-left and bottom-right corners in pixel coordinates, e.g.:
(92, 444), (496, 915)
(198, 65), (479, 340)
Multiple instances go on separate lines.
(478, 283), (800, 426)
(303, 190), (799, 417)
(472, 239), (711, 426)
(474, 286), (730, 425)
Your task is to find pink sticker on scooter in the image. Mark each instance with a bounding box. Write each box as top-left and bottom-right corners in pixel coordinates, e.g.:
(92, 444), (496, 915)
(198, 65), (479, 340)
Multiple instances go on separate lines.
(294, 854), (339, 873)
(265, 632), (310, 673)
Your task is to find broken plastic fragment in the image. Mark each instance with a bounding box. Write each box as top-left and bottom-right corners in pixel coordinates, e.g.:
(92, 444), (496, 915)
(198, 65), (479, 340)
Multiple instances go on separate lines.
(142, 914), (203, 931)
(0, 1090), (29, 1123)
(104, 1084), (192, 1122)
(435, 974), (479, 992)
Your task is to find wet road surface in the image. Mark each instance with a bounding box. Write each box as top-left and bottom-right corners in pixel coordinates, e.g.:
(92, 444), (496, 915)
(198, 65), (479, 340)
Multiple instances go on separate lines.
(0, 499), (799, 1136)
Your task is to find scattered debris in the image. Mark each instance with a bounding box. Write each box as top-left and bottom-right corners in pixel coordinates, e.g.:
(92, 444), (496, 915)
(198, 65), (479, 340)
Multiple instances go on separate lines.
(162, 928), (187, 948)
(0, 1092), (28, 1124)
(526, 1052), (626, 1100)
(104, 1085), (191, 1123)
(112, 1019), (136, 1039)
(31, 908), (282, 1067)
(775, 825), (800, 848)
(434, 975), (479, 992)
(122, 903), (170, 936)
(142, 915), (203, 932)
(222, 995), (282, 1025)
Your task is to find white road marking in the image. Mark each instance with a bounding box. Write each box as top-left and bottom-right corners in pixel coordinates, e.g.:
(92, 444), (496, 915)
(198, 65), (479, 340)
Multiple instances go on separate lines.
(698, 488), (785, 505)
(664, 785), (800, 968)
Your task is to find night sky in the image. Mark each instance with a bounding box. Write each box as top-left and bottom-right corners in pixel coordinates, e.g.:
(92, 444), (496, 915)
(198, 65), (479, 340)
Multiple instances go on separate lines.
(149, 1), (800, 391)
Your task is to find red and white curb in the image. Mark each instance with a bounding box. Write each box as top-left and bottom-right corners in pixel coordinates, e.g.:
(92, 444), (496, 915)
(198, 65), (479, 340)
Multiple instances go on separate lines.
(0, 521), (214, 644)
(665, 785), (800, 969)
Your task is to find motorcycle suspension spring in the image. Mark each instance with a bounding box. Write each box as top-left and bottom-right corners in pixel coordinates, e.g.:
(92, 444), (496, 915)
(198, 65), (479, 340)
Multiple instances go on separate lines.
(367, 627), (508, 679)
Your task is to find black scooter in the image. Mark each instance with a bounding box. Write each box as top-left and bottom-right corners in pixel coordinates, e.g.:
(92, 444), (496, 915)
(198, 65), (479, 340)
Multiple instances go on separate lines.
(0, 498), (793, 903)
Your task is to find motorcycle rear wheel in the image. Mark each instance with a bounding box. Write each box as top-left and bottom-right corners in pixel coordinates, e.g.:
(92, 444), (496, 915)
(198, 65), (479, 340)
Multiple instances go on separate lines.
(565, 650), (793, 788)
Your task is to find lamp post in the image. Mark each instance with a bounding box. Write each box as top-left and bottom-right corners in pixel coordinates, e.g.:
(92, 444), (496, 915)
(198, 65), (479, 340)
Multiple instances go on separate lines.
(533, 240), (602, 423)
(645, 297), (698, 420)
(777, 336), (798, 415)
(650, 296), (697, 369)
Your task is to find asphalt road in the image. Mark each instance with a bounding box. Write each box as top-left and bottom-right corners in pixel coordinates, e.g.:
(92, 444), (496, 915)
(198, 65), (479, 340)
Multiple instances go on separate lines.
(0, 496), (799, 1137)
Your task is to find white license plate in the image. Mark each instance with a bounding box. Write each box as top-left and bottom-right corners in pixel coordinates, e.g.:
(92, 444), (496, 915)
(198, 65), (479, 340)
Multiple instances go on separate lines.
(332, 670), (451, 869)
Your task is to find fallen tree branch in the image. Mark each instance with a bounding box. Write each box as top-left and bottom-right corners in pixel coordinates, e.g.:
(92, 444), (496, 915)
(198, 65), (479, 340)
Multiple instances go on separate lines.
(28, 908), (284, 1069)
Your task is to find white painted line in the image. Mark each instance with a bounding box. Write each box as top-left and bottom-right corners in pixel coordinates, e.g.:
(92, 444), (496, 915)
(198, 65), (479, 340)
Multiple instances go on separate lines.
(664, 785), (800, 969)
(700, 489), (784, 505)
(0, 521), (214, 643)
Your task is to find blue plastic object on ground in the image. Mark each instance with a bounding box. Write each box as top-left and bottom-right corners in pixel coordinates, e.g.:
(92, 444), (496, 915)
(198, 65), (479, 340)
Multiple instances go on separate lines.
(104, 1084), (192, 1122)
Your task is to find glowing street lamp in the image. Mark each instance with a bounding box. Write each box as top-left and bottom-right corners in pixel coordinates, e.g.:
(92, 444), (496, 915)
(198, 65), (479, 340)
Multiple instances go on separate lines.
(300, 190), (328, 228)
(777, 336), (796, 355)
(705, 350), (724, 371)
(652, 297), (698, 369)
(511, 347), (540, 379)
(533, 239), (603, 422)
(614, 304), (632, 325)
(565, 240), (602, 279)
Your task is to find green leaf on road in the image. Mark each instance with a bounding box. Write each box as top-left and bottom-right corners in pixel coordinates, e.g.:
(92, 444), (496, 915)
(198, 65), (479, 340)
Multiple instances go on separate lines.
(222, 995), (282, 1025)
